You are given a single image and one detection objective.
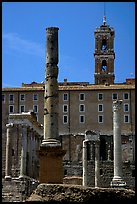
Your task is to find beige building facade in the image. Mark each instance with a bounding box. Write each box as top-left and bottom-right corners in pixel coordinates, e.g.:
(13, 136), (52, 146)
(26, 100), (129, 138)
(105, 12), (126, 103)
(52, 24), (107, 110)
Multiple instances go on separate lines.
(2, 79), (135, 171)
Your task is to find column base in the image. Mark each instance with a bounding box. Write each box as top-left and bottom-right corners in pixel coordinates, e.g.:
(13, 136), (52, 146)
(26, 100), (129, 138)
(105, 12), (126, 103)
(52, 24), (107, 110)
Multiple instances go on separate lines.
(19, 175), (28, 180)
(110, 177), (126, 188)
(41, 139), (61, 147)
(38, 145), (66, 184)
(5, 176), (12, 181)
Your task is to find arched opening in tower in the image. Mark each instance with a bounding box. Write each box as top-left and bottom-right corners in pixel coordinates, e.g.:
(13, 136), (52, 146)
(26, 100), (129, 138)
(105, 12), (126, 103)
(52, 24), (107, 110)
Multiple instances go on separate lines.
(101, 60), (107, 71)
(101, 39), (107, 51)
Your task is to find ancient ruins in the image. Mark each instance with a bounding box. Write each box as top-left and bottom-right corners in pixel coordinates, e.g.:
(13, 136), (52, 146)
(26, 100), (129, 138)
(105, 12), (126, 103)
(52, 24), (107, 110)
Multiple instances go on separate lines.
(2, 19), (135, 202)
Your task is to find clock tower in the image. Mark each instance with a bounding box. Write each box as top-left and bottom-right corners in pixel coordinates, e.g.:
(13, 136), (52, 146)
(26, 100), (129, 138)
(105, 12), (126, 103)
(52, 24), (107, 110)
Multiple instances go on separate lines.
(94, 16), (115, 85)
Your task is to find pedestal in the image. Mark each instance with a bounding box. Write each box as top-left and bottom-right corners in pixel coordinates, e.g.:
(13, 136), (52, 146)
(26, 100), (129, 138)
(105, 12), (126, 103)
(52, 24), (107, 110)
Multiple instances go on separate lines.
(38, 144), (66, 184)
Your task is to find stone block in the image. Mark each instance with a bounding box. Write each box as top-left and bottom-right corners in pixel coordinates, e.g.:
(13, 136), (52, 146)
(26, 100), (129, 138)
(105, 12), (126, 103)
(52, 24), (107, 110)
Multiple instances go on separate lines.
(38, 146), (66, 184)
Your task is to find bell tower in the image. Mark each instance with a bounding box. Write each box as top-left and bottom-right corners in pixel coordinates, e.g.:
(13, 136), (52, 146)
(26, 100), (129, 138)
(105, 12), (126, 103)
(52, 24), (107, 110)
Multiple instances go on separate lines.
(94, 16), (115, 85)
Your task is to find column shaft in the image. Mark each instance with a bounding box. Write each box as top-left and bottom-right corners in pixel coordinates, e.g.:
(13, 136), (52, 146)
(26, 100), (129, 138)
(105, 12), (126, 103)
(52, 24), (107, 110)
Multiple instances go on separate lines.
(113, 107), (122, 178)
(111, 100), (126, 187)
(83, 141), (87, 186)
(19, 125), (27, 178)
(95, 141), (100, 188)
(42, 27), (60, 146)
(5, 123), (13, 180)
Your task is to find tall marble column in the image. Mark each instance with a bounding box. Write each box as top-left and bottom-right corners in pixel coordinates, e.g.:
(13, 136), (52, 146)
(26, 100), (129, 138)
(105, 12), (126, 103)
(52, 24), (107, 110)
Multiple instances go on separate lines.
(111, 100), (126, 187)
(38, 27), (66, 183)
(42, 27), (60, 146)
(5, 123), (14, 180)
(19, 124), (28, 179)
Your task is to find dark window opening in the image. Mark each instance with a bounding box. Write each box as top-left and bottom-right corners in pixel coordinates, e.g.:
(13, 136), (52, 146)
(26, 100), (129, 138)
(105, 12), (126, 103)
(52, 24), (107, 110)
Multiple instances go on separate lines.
(101, 60), (107, 71)
(80, 93), (85, 101)
(12, 149), (14, 156)
(64, 169), (67, 176)
(87, 142), (91, 161)
(100, 137), (107, 160)
(100, 169), (103, 175)
(132, 169), (135, 177)
(102, 39), (107, 51)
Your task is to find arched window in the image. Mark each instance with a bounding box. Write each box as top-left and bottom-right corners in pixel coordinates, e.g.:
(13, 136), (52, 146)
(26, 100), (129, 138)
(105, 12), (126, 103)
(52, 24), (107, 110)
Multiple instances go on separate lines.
(101, 60), (107, 71)
(102, 39), (107, 51)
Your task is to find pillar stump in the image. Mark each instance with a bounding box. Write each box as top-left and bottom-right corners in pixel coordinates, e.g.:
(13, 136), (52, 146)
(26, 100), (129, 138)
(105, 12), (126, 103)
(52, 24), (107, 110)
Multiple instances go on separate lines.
(38, 143), (66, 184)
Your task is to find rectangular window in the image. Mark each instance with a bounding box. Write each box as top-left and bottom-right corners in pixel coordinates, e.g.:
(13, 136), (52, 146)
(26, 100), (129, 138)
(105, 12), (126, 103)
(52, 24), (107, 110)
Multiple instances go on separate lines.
(33, 94), (38, 101)
(124, 115), (129, 123)
(20, 94), (25, 101)
(63, 93), (68, 101)
(20, 105), (25, 113)
(33, 105), (38, 113)
(2, 94), (5, 102)
(9, 94), (14, 103)
(79, 93), (85, 101)
(63, 105), (68, 113)
(98, 93), (103, 101)
(79, 104), (85, 112)
(124, 104), (129, 112)
(79, 115), (85, 123)
(112, 93), (118, 100)
(98, 115), (103, 123)
(123, 93), (129, 100)
(9, 105), (14, 113)
(63, 115), (68, 124)
(98, 104), (103, 112)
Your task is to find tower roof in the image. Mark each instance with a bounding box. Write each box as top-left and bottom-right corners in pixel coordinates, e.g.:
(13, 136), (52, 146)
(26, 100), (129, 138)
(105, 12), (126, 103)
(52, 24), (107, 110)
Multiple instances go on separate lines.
(94, 20), (115, 34)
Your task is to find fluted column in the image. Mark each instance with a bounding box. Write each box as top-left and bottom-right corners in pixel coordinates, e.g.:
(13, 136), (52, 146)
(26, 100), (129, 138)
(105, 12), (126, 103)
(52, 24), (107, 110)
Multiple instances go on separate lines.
(19, 124), (28, 178)
(5, 123), (14, 180)
(111, 100), (126, 187)
(83, 140), (88, 186)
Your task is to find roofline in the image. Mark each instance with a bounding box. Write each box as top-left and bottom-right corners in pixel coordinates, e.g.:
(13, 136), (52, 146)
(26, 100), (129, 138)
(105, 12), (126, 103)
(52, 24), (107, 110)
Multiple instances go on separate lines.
(2, 84), (135, 92)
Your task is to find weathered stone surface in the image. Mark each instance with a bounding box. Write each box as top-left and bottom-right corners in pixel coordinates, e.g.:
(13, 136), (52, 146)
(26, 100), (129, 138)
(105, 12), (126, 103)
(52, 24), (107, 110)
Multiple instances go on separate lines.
(26, 184), (135, 203)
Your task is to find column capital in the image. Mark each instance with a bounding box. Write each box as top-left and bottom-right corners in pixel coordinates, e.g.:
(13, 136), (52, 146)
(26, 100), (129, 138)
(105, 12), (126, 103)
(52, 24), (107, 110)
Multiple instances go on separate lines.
(113, 100), (123, 112)
(6, 123), (14, 128)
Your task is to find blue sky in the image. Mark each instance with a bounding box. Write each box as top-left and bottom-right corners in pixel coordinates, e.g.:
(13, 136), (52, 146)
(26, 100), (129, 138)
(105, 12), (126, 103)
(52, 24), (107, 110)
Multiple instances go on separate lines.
(2, 2), (135, 87)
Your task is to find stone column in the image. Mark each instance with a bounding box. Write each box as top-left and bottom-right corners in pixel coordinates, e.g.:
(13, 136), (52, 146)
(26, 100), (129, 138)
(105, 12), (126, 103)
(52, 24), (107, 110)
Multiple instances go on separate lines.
(19, 124), (28, 179)
(111, 100), (126, 187)
(83, 140), (88, 186)
(5, 123), (14, 180)
(35, 132), (39, 179)
(29, 128), (33, 178)
(32, 133), (35, 178)
(95, 141), (100, 188)
(38, 27), (66, 184)
(33, 131), (37, 179)
(42, 27), (60, 146)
